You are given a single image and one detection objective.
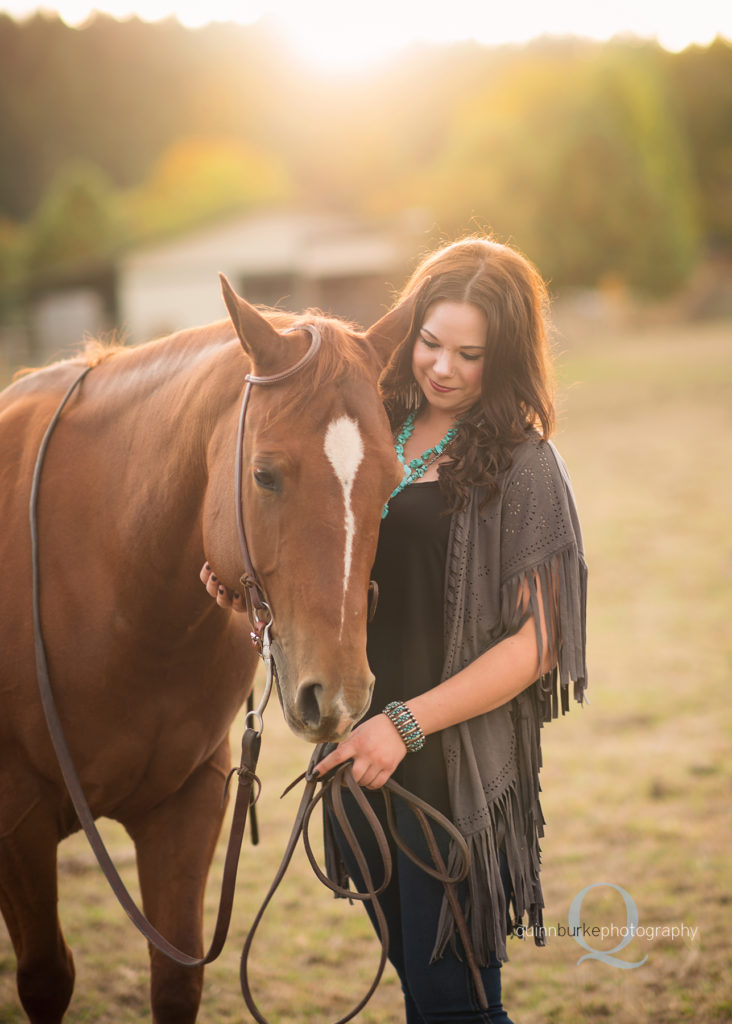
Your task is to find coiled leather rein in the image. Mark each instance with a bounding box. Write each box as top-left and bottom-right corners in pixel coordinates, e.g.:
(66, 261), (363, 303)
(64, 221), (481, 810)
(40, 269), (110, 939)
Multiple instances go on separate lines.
(240, 747), (489, 1022)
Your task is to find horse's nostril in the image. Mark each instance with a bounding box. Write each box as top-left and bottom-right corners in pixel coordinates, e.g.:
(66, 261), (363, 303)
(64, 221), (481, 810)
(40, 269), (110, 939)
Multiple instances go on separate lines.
(296, 680), (324, 728)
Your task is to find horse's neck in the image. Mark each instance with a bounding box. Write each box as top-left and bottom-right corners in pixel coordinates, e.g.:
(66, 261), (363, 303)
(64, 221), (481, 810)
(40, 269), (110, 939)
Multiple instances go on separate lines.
(95, 325), (243, 443)
(86, 327), (245, 579)
(107, 321), (237, 395)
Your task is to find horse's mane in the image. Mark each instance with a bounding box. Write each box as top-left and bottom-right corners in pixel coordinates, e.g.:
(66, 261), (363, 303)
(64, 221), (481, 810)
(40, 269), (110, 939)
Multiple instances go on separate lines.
(82, 333), (129, 367)
(10, 331), (127, 383)
(11, 309), (380, 415)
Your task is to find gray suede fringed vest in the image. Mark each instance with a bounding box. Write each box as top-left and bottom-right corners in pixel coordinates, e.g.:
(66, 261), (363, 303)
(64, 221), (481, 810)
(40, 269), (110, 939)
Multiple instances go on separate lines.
(433, 434), (588, 964)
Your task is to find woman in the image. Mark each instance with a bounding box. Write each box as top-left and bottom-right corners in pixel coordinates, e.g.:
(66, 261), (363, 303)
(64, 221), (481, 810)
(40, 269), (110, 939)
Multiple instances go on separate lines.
(205, 237), (587, 1023)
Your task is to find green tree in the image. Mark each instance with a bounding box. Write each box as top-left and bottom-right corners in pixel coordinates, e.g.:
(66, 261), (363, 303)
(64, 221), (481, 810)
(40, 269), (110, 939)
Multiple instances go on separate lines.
(123, 136), (293, 241)
(424, 42), (701, 294)
(26, 160), (123, 277)
(665, 38), (732, 248)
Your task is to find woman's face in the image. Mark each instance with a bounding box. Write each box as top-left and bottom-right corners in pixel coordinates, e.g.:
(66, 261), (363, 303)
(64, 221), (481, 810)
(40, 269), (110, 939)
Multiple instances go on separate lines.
(411, 301), (487, 418)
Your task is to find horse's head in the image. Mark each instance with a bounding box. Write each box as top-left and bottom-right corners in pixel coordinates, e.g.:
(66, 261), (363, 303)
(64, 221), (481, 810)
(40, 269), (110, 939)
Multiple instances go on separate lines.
(204, 277), (411, 743)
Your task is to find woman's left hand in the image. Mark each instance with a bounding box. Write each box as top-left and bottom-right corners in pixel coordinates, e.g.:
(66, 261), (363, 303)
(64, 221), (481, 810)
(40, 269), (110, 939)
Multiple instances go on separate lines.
(313, 714), (408, 789)
(200, 562), (246, 613)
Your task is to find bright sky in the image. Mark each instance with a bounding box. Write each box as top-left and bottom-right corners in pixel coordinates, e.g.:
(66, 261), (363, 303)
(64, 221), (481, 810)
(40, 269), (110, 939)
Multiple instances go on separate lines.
(2, 0), (731, 70)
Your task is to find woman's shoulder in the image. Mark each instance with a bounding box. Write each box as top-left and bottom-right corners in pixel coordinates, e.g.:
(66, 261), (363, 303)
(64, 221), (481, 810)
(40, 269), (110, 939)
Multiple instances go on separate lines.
(462, 433), (576, 522)
(498, 431), (584, 562)
(499, 433), (580, 531)
(503, 431), (568, 486)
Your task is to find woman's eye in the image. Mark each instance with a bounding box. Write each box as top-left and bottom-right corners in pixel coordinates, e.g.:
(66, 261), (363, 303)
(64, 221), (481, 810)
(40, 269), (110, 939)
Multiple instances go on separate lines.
(253, 467), (277, 490)
(420, 335), (438, 349)
(461, 352), (484, 362)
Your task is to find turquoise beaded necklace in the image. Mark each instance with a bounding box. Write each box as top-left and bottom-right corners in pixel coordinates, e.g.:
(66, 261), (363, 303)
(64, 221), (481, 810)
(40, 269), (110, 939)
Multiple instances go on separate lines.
(382, 410), (458, 518)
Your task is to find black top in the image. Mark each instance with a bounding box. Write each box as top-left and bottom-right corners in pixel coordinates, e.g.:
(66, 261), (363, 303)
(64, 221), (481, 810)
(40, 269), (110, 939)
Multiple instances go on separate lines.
(366, 480), (452, 813)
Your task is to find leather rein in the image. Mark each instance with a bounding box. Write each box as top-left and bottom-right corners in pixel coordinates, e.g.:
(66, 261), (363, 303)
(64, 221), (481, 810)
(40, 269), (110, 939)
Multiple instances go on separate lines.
(29, 332), (488, 1019)
(28, 328), (322, 971)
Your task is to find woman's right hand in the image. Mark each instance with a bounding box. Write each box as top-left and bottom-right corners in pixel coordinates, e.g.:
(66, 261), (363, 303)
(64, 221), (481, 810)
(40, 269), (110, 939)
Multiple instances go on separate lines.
(313, 714), (408, 789)
(200, 562), (246, 613)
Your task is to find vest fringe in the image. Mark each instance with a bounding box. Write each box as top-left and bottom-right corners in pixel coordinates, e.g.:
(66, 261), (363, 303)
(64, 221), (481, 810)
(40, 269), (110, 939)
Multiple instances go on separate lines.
(433, 541), (587, 965)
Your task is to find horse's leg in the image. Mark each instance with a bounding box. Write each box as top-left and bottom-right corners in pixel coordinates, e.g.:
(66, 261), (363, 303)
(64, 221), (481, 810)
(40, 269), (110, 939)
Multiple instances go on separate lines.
(125, 740), (231, 1024)
(0, 800), (74, 1024)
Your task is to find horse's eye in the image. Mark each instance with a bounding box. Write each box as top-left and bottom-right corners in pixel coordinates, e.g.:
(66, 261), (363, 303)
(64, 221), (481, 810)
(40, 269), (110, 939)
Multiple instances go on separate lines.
(253, 466), (277, 491)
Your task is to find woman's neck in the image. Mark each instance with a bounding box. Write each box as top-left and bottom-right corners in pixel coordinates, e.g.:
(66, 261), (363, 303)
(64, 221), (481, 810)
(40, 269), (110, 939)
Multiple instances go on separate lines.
(415, 403), (459, 436)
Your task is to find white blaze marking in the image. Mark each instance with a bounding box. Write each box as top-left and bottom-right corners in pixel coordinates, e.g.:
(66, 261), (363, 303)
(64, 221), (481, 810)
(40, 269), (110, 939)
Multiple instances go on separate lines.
(324, 415), (364, 635)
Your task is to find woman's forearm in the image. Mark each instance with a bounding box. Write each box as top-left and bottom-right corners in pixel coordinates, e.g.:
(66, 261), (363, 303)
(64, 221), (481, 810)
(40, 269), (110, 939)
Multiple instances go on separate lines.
(406, 615), (546, 736)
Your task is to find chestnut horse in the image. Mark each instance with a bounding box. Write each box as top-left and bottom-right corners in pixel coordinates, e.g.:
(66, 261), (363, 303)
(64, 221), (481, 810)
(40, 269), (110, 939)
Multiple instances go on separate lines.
(0, 278), (407, 1024)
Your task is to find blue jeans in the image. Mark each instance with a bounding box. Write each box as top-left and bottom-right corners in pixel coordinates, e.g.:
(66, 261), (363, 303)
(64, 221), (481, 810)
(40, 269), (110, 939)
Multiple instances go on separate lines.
(329, 788), (515, 1023)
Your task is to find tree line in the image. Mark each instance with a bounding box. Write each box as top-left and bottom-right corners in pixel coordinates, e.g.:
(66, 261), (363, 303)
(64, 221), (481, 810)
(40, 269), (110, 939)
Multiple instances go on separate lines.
(0, 12), (730, 311)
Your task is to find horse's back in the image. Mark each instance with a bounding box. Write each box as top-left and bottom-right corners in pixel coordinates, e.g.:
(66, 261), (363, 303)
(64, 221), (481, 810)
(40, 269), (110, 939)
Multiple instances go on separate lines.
(1, 354), (90, 407)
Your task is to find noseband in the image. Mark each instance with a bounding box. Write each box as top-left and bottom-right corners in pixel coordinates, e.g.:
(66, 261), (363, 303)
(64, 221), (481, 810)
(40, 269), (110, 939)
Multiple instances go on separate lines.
(233, 324), (322, 645)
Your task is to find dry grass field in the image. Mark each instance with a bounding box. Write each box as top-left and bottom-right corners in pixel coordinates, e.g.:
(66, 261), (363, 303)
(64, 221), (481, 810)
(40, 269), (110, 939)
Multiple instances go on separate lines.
(1, 314), (731, 1023)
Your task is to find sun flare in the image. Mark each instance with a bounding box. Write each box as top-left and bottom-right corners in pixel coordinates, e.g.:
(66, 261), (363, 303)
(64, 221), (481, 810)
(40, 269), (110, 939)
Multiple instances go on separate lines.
(3, 0), (731, 72)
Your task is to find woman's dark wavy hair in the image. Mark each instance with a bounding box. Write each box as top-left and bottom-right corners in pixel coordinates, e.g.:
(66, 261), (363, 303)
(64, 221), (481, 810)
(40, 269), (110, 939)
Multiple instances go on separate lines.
(380, 237), (556, 513)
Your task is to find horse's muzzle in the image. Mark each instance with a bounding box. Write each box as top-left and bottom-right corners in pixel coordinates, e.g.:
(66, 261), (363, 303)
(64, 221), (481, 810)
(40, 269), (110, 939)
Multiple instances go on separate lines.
(286, 675), (374, 743)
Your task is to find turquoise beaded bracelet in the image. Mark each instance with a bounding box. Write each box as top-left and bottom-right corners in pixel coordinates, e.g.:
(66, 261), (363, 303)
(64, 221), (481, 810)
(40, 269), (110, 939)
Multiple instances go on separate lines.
(382, 701), (425, 753)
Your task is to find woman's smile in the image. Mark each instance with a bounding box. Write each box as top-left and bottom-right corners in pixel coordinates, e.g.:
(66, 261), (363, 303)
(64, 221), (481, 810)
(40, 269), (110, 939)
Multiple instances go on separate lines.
(428, 377), (457, 394)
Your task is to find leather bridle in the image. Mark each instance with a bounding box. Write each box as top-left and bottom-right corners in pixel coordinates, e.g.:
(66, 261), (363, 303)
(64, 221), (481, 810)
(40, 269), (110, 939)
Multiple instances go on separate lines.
(232, 322), (378, 736)
(233, 323), (322, 646)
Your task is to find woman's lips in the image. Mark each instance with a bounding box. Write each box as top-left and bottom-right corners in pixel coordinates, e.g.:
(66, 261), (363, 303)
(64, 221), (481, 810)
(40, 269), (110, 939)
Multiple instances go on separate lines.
(428, 378), (456, 394)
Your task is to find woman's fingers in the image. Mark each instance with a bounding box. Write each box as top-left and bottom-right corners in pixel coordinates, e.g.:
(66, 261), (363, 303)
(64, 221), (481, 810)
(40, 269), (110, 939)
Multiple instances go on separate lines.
(200, 561), (243, 612)
(312, 746), (344, 779)
(354, 764), (390, 790)
(312, 716), (407, 789)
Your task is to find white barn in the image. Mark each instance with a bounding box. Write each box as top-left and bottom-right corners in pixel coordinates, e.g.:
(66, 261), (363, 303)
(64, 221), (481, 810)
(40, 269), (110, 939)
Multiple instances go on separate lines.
(116, 209), (421, 344)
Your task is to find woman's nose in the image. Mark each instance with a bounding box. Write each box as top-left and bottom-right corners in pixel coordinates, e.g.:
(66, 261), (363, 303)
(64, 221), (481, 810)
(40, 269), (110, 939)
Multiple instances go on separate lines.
(433, 349), (454, 376)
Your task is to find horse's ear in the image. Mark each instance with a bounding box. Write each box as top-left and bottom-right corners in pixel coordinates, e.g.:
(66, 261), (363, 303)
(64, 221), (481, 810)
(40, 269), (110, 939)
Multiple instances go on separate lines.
(220, 274), (293, 374)
(363, 300), (416, 367)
